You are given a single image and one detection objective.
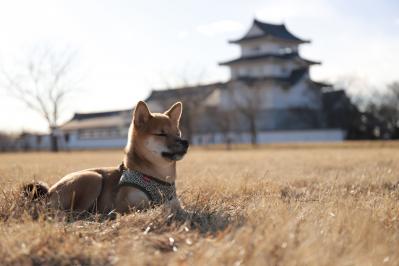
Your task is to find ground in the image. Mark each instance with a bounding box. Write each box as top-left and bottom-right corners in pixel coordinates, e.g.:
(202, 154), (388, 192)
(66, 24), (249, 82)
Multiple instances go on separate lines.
(0, 142), (398, 266)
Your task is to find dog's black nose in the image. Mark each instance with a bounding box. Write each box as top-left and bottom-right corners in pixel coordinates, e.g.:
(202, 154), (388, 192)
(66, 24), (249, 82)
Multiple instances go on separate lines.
(180, 139), (189, 148)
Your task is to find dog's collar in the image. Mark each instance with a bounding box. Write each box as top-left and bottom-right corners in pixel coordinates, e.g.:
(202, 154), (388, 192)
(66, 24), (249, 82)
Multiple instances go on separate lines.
(118, 163), (176, 205)
(118, 163), (174, 186)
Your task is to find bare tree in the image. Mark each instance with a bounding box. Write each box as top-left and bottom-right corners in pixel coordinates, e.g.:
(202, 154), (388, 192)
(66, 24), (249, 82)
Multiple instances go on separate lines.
(364, 82), (399, 138)
(211, 107), (236, 149)
(157, 66), (209, 144)
(1, 47), (78, 152)
(344, 80), (399, 139)
(333, 75), (377, 111)
(229, 79), (263, 146)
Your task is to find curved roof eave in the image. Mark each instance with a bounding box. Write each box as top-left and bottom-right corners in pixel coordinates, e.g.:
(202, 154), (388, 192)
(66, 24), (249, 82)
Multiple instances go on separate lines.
(229, 19), (310, 44)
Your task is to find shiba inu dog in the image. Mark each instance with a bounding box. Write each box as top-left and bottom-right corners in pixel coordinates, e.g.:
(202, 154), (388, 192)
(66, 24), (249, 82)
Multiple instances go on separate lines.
(23, 101), (189, 214)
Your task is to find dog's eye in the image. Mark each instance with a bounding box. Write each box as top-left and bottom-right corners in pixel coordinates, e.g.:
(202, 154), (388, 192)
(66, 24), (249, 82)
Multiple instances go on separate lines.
(154, 133), (167, 137)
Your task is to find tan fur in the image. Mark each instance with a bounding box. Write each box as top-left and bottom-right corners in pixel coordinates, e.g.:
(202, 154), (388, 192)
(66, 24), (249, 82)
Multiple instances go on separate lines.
(33, 101), (188, 214)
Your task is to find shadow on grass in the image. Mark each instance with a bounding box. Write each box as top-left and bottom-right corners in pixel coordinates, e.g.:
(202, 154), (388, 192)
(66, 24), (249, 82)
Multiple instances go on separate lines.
(0, 187), (110, 223)
(13, 253), (109, 266)
(1, 187), (244, 236)
(0, 187), (245, 262)
(148, 206), (243, 235)
(141, 205), (245, 253)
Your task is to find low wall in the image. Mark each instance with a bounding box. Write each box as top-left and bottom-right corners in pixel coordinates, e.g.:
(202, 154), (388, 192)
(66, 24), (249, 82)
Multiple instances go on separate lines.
(192, 129), (346, 145)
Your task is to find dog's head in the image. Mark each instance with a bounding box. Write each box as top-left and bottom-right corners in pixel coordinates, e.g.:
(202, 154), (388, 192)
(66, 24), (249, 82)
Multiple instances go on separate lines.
(127, 101), (189, 164)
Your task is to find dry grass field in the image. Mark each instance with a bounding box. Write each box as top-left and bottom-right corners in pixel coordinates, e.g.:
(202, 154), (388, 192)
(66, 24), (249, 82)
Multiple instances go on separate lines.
(0, 142), (398, 265)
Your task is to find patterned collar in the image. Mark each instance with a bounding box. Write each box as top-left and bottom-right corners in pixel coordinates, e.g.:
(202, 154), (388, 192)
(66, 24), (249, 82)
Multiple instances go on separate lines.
(118, 164), (176, 206)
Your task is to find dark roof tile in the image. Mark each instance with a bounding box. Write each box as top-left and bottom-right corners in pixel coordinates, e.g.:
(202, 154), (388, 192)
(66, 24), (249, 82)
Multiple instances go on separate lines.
(236, 67), (308, 85)
(219, 52), (320, 65)
(230, 19), (309, 43)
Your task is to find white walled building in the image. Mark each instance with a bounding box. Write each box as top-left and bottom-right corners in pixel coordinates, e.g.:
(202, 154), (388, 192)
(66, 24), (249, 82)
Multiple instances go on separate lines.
(21, 19), (348, 150)
(58, 110), (131, 149)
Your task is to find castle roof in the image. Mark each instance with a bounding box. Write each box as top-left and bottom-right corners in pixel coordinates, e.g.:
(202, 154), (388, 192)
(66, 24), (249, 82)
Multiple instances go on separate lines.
(230, 19), (309, 44)
(219, 52), (320, 66)
(235, 68), (308, 85)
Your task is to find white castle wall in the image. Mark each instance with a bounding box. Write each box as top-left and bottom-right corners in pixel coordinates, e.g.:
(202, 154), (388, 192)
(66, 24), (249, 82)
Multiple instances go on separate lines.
(230, 60), (299, 79)
(241, 24), (298, 56)
(241, 41), (298, 57)
(220, 78), (320, 111)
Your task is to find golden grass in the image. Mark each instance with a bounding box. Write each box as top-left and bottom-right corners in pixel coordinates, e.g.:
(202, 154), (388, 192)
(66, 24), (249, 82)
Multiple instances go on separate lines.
(0, 142), (398, 265)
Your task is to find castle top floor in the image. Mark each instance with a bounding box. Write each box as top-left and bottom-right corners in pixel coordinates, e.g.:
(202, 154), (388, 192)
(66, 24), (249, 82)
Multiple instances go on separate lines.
(229, 19), (310, 56)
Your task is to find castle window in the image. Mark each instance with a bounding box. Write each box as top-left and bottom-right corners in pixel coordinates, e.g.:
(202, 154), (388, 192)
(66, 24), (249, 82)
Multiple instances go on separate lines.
(252, 46), (260, 53)
(78, 128), (122, 139)
(78, 129), (93, 139)
(238, 68), (248, 77)
(281, 66), (289, 75)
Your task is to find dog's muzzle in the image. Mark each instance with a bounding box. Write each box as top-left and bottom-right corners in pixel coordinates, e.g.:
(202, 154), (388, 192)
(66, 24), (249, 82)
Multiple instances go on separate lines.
(162, 139), (189, 161)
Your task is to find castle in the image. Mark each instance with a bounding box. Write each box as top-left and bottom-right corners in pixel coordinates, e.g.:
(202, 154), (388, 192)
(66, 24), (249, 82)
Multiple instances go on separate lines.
(21, 19), (348, 150)
(142, 19), (345, 145)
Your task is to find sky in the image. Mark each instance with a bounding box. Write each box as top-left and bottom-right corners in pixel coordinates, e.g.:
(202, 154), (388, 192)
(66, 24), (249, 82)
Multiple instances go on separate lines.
(0, 0), (398, 133)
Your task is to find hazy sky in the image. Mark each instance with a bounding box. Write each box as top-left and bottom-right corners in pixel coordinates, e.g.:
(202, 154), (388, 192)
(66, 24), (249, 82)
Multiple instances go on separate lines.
(0, 0), (398, 132)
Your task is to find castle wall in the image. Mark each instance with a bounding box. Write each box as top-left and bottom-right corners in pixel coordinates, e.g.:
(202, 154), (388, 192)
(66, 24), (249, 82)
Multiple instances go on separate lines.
(241, 38), (298, 57)
(230, 60), (300, 79)
(219, 78), (321, 110)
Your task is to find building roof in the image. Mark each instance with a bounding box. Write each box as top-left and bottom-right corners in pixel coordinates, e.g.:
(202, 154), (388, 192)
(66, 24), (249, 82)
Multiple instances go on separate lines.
(229, 19), (309, 44)
(236, 67), (309, 85)
(146, 82), (227, 103)
(312, 80), (331, 88)
(61, 115), (129, 131)
(61, 109), (131, 131)
(71, 109), (131, 121)
(147, 69), (327, 105)
(322, 90), (351, 109)
(322, 90), (358, 129)
(219, 52), (320, 66)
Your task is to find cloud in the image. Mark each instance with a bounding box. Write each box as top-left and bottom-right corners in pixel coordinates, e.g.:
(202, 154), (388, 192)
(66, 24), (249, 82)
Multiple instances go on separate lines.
(255, 0), (336, 22)
(196, 20), (244, 36)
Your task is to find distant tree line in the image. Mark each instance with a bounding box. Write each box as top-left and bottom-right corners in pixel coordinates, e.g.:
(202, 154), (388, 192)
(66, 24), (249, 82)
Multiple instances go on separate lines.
(346, 82), (399, 140)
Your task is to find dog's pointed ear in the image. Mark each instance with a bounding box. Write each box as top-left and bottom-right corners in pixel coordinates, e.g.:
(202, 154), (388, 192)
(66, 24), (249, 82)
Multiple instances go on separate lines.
(164, 102), (182, 124)
(133, 101), (151, 128)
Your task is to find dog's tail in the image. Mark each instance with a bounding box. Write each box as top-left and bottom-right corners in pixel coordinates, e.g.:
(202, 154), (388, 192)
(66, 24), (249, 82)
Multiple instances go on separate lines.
(22, 181), (49, 201)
